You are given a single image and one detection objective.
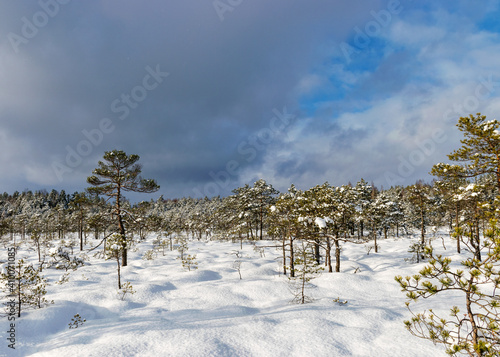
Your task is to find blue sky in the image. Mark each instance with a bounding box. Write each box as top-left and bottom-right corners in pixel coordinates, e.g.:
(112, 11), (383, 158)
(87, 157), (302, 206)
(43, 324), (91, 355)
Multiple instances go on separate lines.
(1, 0), (500, 199)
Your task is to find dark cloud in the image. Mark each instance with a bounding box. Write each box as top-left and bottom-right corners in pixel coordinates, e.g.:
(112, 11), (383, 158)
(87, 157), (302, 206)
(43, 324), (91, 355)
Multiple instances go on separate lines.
(1, 1), (499, 198)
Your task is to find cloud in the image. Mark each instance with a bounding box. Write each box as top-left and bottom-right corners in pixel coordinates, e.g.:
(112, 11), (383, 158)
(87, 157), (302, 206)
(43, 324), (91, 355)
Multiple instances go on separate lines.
(250, 6), (500, 192)
(0, 1), (499, 198)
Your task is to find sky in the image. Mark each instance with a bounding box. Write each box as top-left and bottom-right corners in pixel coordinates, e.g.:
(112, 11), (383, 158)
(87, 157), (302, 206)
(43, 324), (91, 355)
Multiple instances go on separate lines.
(1, 0), (500, 200)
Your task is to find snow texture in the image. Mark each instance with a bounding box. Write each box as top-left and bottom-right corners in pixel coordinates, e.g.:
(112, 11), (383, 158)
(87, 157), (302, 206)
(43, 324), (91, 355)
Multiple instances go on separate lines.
(0, 235), (453, 356)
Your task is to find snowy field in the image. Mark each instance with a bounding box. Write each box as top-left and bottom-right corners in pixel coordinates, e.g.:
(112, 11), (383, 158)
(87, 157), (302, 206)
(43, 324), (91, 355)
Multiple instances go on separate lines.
(0, 233), (461, 357)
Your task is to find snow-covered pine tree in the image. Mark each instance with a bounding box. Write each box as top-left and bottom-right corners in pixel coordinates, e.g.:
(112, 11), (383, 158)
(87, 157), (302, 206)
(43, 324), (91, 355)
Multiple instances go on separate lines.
(396, 219), (500, 356)
(1, 258), (53, 317)
(431, 114), (500, 195)
(87, 150), (159, 267)
(267, 185), (303, 277)
(288, 241), (323, 304)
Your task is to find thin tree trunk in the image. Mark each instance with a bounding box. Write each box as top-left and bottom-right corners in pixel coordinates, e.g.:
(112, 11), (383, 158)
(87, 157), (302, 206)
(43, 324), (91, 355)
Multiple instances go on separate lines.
(335, 238), (340, 273)
(16, 262), (22, 317)
(466, 283), (479, 349)
(259, 204), (264, 240)
(79, 216), (83, 251)
(455, 204), (461, 254)
(116, 255), (122, 289)
(420, 200), (425, 245)
(282, 236), (287, 275)
(326, 236), (332, 273)
(116, 186), (127, 267)
(314, 239), (320, 264)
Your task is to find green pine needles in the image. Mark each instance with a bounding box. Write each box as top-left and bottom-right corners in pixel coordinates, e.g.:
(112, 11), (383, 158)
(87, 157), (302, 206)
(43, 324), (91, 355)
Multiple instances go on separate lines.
(1, 259), (53, 317)
(288, 241), (323, 304)
(396, 220), (500, 356)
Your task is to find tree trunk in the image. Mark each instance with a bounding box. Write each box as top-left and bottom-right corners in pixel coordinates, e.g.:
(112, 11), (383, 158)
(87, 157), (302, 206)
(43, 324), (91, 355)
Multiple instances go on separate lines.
(120, 224), (127, 266)
(466, 283), (479, 350)
(314, 239), (320, 265)
(420, 206), (425, 245)
(455, 204), (461, 254)
(116, 254), (122, 289)
(17, 263), (21, 318)
(326, 236), (332, 273)
(282, 236), (287, 275)
(334, 238), (341, 273)
(79, 216), (83, 251)
(475, 219), (481, 261)
(116, 186), (128, 267)
(259, 203), (264, 240)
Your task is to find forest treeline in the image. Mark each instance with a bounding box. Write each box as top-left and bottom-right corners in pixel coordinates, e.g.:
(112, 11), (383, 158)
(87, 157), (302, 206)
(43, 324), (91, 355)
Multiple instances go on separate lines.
(0, 162), (495, 270)
(1, 114), (499, 273)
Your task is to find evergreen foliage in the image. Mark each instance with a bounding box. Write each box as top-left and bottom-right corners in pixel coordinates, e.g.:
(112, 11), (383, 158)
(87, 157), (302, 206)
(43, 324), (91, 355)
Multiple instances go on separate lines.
(395, 221), (500, 356)
(87, 150), (159, 267)
(1, 259), (53, 317)
(68, 313), (86, 329)
(288, 241), (323, 304)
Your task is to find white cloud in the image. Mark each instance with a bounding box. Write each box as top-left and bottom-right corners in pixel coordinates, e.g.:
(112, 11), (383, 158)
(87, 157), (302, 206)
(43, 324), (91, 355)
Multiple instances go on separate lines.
(254, 7), (500, 190)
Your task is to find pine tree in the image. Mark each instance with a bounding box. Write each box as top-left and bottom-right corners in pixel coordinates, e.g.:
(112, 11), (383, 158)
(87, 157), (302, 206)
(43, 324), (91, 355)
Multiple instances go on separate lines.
(431, 113), (500, 194)
(105, 233), (128, 289)
(288, 241), (323, 304)
(1, 259), (53, 317)
(87, 150), (159, 266)
(69, 192), (90, 251)
(404, 181), (433, 245)
(268, 185), (303, 277)
(250, 179), (279, 240)
(395, 220), (500, 356)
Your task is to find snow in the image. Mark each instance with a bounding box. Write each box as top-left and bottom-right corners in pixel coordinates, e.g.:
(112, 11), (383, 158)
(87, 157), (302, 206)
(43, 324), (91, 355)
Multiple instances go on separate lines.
(314, 217), (327, 228)
(0, 234), (456, 356)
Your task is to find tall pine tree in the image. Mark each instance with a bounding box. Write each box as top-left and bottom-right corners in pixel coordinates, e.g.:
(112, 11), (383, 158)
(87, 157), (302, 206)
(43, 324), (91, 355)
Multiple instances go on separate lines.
(87, 150), (159, 266)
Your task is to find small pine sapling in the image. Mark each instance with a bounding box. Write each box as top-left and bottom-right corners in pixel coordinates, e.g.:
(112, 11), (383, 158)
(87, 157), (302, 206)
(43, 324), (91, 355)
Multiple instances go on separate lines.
(153, 234), (169, 255)
(253, 245), (265, 257)
(333, 297), (348, 305)
(288, 241), (323, 304)
(49, 246), (85, 271)
(406, 241), (426, 263)
(181, 254), (198, 271)
(175, 237), (197, 270)
(55, 272), (71, 285)
(31, 229), (43, 263)
(68, 313), (86, 329)
(232, 250), (242, 279)
(106, 234), (128, 289)
(117, 281), (136, 301)
(233, 260), (242, 279)
(1, 259), (53, 317)
(142, 249), (157, 261)
(176, 237), (189, 261)
(22, 264), (53, 309)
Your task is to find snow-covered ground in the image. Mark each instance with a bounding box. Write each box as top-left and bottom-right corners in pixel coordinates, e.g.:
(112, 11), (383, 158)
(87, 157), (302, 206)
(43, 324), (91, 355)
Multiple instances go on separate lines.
(0, 233), (460, 357)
